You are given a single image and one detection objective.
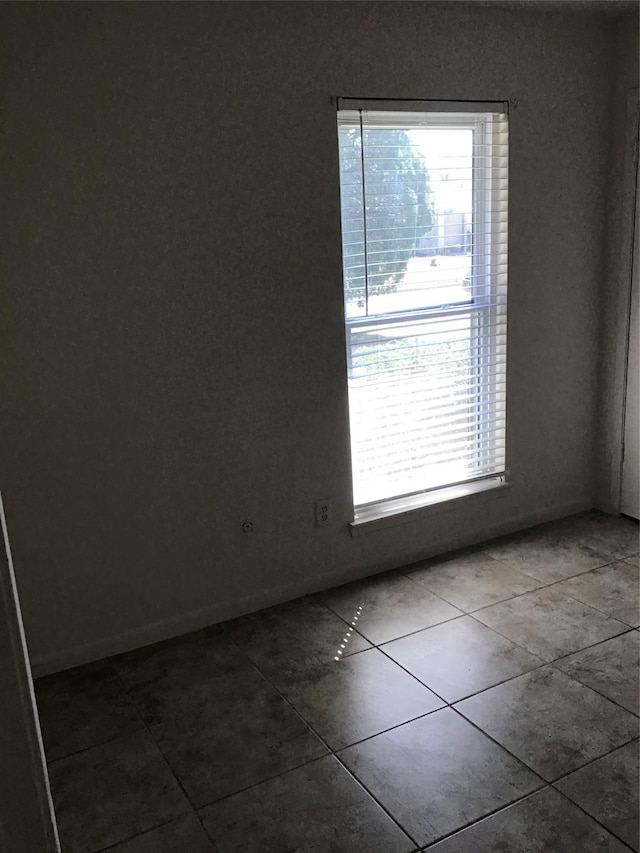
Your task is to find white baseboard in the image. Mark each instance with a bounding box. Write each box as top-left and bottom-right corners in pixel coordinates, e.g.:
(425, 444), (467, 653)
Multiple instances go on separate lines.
(28, 578), (323, 678)
(29, 497), (592, 678)
(317, 496), (593, 591)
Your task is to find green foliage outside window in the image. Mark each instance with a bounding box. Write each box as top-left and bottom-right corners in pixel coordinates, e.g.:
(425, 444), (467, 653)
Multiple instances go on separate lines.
(339, 127), (436, 305)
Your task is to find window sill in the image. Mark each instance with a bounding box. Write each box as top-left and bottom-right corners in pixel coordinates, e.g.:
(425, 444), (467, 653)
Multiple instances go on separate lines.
(349, 476), (509, 537)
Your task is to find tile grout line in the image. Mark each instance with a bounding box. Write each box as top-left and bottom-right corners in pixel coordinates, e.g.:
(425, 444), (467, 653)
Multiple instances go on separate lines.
(41, 511), (638, 851)
(361, 604), (638, 719)
(462, 568), (633, 619)
(550, 777), (638, 852)
(450, 702), (639, 791)
(447, 703), (552, 785)
(317, 591), (465, 647)
(215, 627), (422, 849)
(42, 665), (177, 767)
(441, 707), (640, 850)
(374, 640), (542, 708)
(550, 735), (640, 785)
(464, 610), (633, 670)
(109, 636), (346, 847)
(45, 730), (136, 768)
(229, 591), (640, 847)
(200, 605), (636, 756)
(100, 665), (207, 850)
(77, 579), (636, 848)
(308, 593), (379, 646)
(400, 536), (615, 579)
(419, 787), (548, 850)
(314, 537), (638, 655)
(221, 614), (638, 848)
(419, 780), (638, 852)
(546, 648), (640, 719)
(484, 552), (616, 576)
(400, 555), (636, 633)
(92, 813), (193, 853)
(46, 650), (638, 849)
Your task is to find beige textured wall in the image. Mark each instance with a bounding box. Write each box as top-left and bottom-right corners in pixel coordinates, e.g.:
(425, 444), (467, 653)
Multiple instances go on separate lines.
(0, 2), (615, 672)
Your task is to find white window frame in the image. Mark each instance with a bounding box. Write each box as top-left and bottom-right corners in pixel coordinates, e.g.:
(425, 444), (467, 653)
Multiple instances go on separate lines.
(337, 99), (509, 522)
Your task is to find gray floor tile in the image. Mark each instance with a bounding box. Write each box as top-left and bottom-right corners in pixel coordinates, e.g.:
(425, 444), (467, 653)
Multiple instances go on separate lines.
(125, 660), (327, 808)
(277, 647), (444, 750)
(35, 662), (142, 762)
(339, 708), (540, 847)
(472, 587), (628, 662)
(48, 731), (191, 853)
(484, 529), (609, 584)
(382, 616), (542, 703)
(556, 511), (639, 561)
(552, 632), (639, 715)
(553, 562), (640, 627)
(103, 814), (216, 853)
(554, 740), (640, 851)
(455, 666), (638, 781)
(223, 597), (371, 683)
(115, 622), (327, 808)
(113, 625), (252, 692)
(318, 572), (461, 645)
(40, 512), (640, 853)
(199, 755), (413, 853)
(427, 787), (631, 852)
(406, 551), (542, 612)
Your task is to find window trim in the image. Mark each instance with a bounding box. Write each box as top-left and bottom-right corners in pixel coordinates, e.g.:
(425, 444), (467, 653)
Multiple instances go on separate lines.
(337, 101), (508, 517)
(337, 97), (510, 115)
(349, 475), (510, 535)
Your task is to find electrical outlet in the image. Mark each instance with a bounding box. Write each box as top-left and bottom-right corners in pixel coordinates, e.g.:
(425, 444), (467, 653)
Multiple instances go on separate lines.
(315, 499), (332, 527)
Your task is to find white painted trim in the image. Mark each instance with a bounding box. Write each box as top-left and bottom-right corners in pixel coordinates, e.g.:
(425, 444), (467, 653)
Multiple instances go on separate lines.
(343, 497), (590, 579)
(619, 99), (640, 517)
(599, 88), (639, 514)
(0, 493), (60, 851)
(30, 496), (589, 678)
(350, 477), (508, 534)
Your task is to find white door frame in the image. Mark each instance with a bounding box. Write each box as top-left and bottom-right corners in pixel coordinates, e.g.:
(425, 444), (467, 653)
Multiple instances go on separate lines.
(620, 136), (640, 518)
(0, 491), (60, 852)
(603, 89), (640, 515)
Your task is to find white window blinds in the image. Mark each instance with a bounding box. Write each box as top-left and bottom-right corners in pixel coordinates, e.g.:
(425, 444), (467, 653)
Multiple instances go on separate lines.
(337, 101), (508, 511)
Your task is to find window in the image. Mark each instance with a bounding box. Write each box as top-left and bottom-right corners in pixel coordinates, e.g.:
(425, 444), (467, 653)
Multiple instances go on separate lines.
(337, 99), (508, 519)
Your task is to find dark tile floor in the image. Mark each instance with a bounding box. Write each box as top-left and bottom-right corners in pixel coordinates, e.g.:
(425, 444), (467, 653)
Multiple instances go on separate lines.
(35, 510), (640, 852)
